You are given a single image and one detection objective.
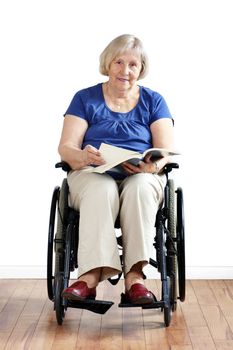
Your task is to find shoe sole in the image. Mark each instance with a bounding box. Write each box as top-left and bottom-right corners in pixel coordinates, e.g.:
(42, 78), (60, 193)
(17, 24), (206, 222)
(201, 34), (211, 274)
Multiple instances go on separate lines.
(131, 296), (155, 305)
(61, 291), (96, 301)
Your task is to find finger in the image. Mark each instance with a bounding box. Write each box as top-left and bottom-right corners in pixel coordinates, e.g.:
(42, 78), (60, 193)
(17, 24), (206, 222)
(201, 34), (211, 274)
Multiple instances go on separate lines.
(87, 151), (106, 165)
(122, 162), (136, 171)
(85, 144), (101, 155)
(85, 144), (98, 151)
(144, 154), (151, 163)
(139, 161), (156, 174)
(122, 162), (140, 174)
(121, 166), (134, 175)
(138, 161), (149, 173)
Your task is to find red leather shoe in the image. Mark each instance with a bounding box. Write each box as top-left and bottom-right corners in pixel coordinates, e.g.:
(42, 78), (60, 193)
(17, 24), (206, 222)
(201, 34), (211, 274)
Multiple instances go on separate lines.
(125, 283), (155, 305)
(61, 281), (96, 301)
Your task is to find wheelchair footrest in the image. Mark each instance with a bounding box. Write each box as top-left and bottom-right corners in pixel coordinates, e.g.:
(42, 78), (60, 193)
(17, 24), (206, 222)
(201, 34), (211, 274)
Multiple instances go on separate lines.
(67, 299), (114, 314)
(118, 292), (164, 309)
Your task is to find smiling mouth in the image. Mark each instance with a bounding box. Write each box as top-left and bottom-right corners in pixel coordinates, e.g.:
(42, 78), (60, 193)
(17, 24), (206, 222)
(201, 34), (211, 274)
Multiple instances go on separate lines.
(118, 78), (129, 82)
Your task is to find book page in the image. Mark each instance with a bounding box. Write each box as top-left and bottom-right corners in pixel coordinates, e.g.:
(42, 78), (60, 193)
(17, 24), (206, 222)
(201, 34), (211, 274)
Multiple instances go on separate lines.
(93, 143), (142, 173)
(143, 148), (179, 161)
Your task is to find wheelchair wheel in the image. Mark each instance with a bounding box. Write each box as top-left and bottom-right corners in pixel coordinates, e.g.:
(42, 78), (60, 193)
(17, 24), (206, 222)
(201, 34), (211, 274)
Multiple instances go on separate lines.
(167, 179), (178, 311)
(47, 186), (60, 301)
(162, 277), (172, 327)
(176, 187), (186, 302)
(54, 272), (66, 325)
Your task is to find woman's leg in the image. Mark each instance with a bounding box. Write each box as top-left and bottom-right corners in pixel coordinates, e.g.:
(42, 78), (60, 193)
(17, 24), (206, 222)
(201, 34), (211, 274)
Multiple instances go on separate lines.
(67, 170), (122, 286)
(119, 173), (166, 290)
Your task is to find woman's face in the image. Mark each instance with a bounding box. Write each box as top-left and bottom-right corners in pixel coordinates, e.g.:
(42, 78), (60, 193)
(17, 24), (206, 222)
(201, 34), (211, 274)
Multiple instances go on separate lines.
(108, 50), (142, 91)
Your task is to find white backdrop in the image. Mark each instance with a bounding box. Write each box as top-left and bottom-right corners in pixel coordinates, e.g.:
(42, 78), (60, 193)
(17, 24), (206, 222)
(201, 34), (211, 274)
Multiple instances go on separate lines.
(0, 0), (232, 278)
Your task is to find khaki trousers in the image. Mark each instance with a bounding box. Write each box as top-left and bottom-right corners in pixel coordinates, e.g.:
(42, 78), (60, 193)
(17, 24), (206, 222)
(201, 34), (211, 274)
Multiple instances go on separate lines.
(67, 169), (166, 281)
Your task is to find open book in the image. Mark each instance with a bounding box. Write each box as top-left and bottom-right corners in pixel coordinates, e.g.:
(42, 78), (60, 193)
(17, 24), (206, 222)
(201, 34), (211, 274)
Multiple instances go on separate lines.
(91, 143), (179, 174)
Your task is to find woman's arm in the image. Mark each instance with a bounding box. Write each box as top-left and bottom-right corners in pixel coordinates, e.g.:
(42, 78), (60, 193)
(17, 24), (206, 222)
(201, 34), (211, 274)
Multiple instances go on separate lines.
(149, 118), (174, 172)
(150, 118), (174, 149)
(58, 115), (105, 170)
(122, 118), (174, 175)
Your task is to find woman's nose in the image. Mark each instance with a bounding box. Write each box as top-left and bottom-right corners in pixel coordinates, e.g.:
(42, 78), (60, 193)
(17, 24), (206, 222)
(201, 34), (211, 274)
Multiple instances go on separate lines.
(121, 64), (130, 75)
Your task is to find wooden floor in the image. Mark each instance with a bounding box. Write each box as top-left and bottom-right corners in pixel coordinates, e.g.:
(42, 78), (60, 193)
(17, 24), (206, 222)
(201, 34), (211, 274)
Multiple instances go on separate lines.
(0, 279), (233, 349)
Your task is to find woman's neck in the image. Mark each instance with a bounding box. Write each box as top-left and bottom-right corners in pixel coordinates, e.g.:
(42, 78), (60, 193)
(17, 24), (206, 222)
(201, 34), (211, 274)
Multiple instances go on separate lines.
(103, 82), (140, 112)
(105, 81), (138, 99)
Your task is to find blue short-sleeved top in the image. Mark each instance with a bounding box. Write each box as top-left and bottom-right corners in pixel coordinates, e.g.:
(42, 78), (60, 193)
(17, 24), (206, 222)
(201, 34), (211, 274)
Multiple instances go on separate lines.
(64, 83), (172, 153)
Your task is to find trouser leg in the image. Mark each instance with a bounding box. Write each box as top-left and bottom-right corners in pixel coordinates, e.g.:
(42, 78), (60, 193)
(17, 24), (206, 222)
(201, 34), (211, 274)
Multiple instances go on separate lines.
(119, 173), (166, 276)
(67, 170), (122, 281)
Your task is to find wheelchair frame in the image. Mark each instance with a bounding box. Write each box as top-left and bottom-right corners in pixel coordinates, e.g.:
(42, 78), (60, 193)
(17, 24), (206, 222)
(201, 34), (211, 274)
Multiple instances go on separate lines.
(47, 163), (185, 327)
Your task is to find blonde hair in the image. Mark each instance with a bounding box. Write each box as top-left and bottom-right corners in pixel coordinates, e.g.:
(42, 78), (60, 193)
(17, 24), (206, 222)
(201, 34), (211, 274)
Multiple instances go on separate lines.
(99, 34), (149, 80)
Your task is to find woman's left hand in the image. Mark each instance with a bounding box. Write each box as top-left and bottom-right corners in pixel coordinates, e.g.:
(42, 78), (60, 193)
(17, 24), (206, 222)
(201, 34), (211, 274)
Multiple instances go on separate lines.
(121, 160), (157, 175)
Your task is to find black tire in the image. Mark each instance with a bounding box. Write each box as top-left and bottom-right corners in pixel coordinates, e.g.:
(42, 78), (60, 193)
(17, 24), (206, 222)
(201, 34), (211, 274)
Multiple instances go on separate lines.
(176, 187), (186, 302)
(54, 179), (69, 276)
(167, 179), (178, 311)
(47, 186), (60, 301)
(164, 306), (171, 327)
(54, 273), (65, 325)
(163, 278), (172, 327)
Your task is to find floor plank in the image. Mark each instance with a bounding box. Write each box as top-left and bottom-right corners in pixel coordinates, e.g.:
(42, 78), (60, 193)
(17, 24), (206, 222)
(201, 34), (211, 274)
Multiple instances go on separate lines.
(27, 299), (59, 350)
(0, 280), (38, 349)
(181, 280), (216, 350)
(4, 280), (47, 350)
(0, 280), (18, 313)
(188, 326), (216, 350)
(207, 280), (233, 340)
(100, 280), (123, 350)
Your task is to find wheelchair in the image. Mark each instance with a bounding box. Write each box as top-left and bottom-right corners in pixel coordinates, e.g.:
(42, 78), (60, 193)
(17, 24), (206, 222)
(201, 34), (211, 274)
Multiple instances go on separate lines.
(47, 162), (185, 327)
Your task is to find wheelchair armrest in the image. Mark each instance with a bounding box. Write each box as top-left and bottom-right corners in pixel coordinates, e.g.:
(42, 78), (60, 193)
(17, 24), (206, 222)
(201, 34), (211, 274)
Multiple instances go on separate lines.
(55, 161), (71, 172)
(163, 162), (179, 174)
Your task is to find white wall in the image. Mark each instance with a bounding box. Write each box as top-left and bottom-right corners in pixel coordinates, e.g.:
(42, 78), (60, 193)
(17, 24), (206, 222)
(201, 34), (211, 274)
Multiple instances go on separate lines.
(0, 0), (232, 279)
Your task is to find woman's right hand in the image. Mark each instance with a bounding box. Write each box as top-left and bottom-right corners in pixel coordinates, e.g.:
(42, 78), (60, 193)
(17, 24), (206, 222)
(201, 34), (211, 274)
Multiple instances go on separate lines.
(60, 145), (105, 170)
(82, 145), (106, 167)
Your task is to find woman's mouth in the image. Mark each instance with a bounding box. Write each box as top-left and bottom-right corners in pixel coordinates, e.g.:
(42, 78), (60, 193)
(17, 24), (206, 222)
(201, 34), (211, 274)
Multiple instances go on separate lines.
(118, 78), (129, 83)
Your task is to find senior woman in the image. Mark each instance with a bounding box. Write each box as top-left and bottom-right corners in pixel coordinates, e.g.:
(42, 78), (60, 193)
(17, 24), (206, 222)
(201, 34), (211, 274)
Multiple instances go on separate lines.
(59, 34), (174, 305)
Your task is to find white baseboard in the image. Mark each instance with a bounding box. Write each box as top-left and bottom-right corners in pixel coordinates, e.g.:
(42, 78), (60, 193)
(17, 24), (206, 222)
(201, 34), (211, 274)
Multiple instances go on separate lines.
(185, 266), (233, 279)
(0, 266), (47, 279)
(0, 265), (233, 279)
